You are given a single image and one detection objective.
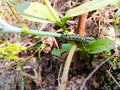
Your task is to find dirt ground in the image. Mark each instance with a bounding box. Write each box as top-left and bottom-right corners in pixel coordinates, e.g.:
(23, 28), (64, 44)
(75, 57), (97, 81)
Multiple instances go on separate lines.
(0, 0), (120, 90)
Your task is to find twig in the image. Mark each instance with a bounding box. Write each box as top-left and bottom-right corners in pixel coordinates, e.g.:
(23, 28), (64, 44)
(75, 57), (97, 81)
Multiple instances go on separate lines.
(77, 0), (90, 36)
(107, 68), (120, 88)
(80, 52), (118, 90)
(58, 64), (63, 86)
(58, 44), (77, 90)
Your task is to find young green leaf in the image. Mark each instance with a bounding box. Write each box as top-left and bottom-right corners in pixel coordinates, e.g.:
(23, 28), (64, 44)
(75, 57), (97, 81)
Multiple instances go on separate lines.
(64, 0), (118, 18)
(88, 38), (115, 54)
(52, 44), (72, 56)
(16, 1), (60, 23)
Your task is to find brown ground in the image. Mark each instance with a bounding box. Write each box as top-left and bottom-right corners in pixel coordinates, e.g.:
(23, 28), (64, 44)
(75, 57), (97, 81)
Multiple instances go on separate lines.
(0, 0), (120, 90)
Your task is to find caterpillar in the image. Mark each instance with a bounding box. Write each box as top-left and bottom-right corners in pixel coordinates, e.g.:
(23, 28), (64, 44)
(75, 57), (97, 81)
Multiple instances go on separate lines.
(61, 34), (95, 43)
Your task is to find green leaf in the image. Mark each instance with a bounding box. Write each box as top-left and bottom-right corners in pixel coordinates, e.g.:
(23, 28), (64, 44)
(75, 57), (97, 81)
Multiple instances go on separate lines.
(0, 27), (3, 30)
(115, 1), (120, 7)
(44, 0), (63, 27)
(108, 60), (117, 70)
(16, 1), (60, 23)
(88, 38), (115, 54)
(0, 42), (27, 60)
(61, 17), (70, 24)
(52, 44), (72, 56)
(114, 9), (120, 31)
(115, 9), (120, 20)
(7, 55), (18, 60)
(64, 0), (118, 18)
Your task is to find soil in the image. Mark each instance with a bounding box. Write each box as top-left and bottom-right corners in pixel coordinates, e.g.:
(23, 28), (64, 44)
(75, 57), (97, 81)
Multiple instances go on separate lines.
(0, 0), (120, 90)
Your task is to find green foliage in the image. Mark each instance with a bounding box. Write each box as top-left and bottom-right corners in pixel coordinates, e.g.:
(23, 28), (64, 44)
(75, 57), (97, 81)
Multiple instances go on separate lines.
(52, 38), (115, 56)
(0, 27), (3, 30)
(2, 0), (117, 58)
(100, 50), (111, 57)
(115, 1), (120, 7)
(108, 60), (117, 70)
(87, 38), (115, 54)
(16, 1), (60, 23)
(0, 10), (2, 14)
(114, 9), (120, 31)
(44, 0), (63, 27)
(0, 41), (27, 60)
(16, 0), (119, 33)
(16, 0), (118, 26)
(64, 0), (118, 18)
(52, 44), (72, 56)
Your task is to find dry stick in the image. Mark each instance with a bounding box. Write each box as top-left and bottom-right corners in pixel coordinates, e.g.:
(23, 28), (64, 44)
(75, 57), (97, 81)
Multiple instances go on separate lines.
(80, 52), (118, 90)
(58, 64), (63, 86)
(77, 0), (90, 36)
(58, 44), (77, 90)
(107, 69), (120, 88)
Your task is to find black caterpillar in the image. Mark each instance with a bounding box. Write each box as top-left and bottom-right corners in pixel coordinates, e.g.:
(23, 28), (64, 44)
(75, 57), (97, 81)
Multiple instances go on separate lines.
(61, 34), (95, 43)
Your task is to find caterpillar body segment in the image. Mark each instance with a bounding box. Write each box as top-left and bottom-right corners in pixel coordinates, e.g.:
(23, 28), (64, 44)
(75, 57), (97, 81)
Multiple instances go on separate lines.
(61, 34), (95, 43)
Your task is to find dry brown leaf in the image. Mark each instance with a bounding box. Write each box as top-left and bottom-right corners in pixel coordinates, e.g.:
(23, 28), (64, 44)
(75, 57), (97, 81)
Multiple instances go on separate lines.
(92, 78), (100, 89)
(41, 36), (59, 53)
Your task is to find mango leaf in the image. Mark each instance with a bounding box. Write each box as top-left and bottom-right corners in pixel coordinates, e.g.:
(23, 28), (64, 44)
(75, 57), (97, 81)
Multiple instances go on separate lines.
(88, 38), (115, 54)
(16, 1), (60, 23)
(52, 44), (72, 56)
(64, 0), (118, 18)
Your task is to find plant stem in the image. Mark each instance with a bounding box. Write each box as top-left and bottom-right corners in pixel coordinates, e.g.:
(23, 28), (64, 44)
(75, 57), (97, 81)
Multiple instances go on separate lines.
(22, 28), (62, 38)
(0, 17), (94, 41)
(44, 0), (68, 32)
(44, 0), (63, 26)
(77, 0), (90, 36)
(0, 17), (62, 37)
(6, 1), (23, 25)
